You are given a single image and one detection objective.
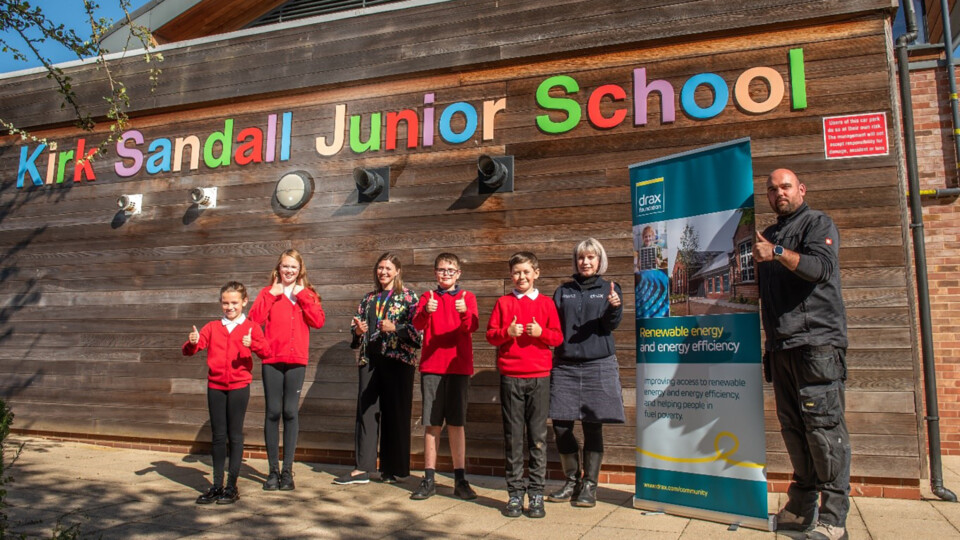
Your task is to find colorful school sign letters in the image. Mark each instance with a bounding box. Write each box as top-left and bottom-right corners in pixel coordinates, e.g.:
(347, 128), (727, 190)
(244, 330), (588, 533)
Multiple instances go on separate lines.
(12, 50), (808, 188)
(630, 139), (770, 530)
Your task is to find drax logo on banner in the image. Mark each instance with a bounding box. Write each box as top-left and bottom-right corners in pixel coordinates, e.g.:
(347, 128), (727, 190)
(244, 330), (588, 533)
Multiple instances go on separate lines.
(635, 177), (665, 217)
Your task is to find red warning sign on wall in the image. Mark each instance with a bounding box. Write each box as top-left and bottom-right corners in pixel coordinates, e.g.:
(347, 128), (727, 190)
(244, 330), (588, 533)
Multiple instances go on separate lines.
(822, 112), (889, 159)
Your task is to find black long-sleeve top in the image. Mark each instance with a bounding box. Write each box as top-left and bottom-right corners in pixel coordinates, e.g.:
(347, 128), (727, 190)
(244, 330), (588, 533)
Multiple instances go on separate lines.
(553, 274), (623, 361)
(758, 203), (848, 351)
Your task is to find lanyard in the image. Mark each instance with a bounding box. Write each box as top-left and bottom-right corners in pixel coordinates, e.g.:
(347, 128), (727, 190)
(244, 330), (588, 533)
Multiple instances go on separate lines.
(374, 290), (392, 321)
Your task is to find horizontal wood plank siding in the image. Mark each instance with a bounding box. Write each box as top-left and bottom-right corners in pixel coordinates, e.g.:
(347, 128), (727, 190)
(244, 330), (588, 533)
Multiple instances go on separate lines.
(0, 0), (893, 129)
(0, 2), (918, 485)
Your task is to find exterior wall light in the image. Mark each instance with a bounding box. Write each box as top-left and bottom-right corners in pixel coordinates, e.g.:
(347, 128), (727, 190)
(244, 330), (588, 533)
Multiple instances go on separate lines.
(275, 171), (314, 210)
(477, 154), (514, 194)
(353, 166), (390, 203)
(117, 194), (142, 215)
(190, 187), (217, 208)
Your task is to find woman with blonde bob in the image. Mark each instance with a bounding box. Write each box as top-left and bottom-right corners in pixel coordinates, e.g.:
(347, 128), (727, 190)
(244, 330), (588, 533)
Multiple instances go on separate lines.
(548, 238), (626, 507)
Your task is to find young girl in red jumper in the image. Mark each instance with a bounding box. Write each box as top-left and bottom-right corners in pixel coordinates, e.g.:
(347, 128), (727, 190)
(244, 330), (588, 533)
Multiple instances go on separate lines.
(183, 281), (267, 505)
(249, 249), (325, 491)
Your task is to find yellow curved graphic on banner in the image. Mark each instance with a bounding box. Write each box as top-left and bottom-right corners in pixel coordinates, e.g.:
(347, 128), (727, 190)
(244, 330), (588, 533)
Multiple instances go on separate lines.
(636, 431), (765, 469)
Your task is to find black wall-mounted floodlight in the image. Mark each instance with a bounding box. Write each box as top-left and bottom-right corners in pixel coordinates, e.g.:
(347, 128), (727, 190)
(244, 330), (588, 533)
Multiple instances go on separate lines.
(477, 154), (514, 194)
(275, 171), (314, 210)
(353, 166), (390, 203)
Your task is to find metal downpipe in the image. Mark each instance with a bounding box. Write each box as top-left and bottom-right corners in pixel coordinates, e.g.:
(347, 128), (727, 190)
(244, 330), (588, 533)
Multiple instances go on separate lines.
(899, 0), (957, 502)
(941, 0), (960, 172)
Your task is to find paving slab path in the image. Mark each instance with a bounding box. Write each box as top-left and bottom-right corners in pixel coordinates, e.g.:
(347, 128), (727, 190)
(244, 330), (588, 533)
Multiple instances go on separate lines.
(4, 437), (960, 539)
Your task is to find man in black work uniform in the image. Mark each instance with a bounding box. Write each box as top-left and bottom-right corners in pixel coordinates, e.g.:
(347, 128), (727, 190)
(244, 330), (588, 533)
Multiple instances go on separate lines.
(754, 168), (850, 540)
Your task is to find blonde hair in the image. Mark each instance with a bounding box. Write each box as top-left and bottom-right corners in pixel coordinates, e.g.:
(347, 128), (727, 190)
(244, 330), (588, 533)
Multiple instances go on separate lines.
(573, 238), (609, 275)
(269, 249), (321, 302)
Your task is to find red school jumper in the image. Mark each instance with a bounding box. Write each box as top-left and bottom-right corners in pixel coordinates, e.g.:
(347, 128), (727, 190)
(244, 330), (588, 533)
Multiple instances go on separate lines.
(412, 288), (479, 375)
(249, 287), (325, 365)
(182, 319), (267, 390)
(485, 291), (563, 377)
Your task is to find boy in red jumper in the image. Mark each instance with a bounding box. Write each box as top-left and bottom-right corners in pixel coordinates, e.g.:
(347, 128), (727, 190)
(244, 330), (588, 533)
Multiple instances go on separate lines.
(411, 253), (479, 501)
(183, 282), (267, 505)
(486, 252), (563, 519)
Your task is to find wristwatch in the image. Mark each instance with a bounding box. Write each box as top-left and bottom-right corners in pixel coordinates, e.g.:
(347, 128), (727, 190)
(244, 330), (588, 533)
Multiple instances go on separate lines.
(773, 245), (784, 259)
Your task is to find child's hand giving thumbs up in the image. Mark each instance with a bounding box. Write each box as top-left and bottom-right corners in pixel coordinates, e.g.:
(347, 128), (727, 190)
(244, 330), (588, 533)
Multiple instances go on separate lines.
(188, 325), (200, 345)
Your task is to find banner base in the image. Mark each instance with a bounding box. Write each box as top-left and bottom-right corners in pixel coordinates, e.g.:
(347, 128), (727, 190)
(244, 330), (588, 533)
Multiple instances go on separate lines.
(633, 497), (773, 532)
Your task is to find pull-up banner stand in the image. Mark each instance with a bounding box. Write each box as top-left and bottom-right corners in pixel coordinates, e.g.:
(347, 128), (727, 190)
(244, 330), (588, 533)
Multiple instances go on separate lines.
(630, 138), (771, 531)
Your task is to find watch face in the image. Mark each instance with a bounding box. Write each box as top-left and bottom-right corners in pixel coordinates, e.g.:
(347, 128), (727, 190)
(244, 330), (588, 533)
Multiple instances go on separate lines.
(774, 245), (784, 257)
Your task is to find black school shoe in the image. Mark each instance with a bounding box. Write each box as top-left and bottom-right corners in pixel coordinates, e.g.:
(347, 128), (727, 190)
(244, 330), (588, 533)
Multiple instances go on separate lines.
(410, 477), (436, 500)
(279, 469), (295, 491)
(454, 479), (477, 500)
(216, 485), (239, 505)
(263, 469), (280, 491)
(196, 486), (223, 505)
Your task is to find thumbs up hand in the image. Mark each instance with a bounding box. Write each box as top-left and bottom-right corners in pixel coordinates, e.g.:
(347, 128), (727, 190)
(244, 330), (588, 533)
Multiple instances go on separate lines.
(352, 316), (368, 336)
(189, 325), (200, 344)
(753, 231), (775, 262)
(269, 275), (284, 296)
(242, 328), (253, 347)
(526, 317), (542, 338)
(607, 282), (621, 308)
(507, 316), (524, 338)
(425, 291), (439, 313)
(293, 278), (304, 296)
(454, 291), (467, 313)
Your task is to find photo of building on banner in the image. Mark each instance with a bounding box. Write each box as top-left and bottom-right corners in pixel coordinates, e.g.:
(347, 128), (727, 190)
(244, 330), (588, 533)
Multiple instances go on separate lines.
(630, 139), (771, 531)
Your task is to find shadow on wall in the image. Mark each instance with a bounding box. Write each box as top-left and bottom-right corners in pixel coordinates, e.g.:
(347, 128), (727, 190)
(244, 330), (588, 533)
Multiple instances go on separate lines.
(0, 164), (58, 403)
(300, 340), (357, 475)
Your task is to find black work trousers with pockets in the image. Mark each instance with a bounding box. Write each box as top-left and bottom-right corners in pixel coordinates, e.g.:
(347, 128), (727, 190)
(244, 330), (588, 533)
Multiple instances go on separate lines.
(771, 345), (851, 528)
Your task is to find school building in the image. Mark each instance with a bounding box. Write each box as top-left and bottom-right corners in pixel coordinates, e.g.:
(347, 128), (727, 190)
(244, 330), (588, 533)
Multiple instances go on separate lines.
(0, 0), (951, 500)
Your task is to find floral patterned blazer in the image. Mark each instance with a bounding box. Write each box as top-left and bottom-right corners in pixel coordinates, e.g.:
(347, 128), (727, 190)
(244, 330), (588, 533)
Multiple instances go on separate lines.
(350, 287), (421, 365)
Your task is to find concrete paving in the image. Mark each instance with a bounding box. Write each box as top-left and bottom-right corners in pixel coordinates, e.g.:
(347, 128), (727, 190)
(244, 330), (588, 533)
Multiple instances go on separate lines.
(4, 436), (960, 539)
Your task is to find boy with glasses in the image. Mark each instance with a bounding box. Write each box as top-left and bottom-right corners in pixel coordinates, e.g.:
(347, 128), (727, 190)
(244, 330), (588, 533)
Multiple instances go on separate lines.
(411, 253), (480, 500)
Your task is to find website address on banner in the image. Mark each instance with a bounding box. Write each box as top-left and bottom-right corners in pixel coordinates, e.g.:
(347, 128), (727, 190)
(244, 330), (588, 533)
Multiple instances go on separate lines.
(642, 482), (708, 498)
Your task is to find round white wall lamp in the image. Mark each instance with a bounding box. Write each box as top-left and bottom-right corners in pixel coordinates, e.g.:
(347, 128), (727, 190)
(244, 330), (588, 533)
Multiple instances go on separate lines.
(275, 171), (314, 210)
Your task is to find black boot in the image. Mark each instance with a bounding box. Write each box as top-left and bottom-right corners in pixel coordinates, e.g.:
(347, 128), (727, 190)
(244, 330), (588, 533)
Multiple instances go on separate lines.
(547, 453), (581, 503)
(574, 451), (602, 508)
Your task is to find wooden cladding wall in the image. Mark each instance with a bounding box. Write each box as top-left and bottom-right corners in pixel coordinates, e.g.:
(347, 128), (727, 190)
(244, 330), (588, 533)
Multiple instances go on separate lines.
(0, 17), (918, 482)
(0, 0), (894, 130)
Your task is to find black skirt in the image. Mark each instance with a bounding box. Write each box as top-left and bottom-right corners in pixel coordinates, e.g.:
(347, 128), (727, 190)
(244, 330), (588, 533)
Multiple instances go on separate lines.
(549, 354), (626, 423)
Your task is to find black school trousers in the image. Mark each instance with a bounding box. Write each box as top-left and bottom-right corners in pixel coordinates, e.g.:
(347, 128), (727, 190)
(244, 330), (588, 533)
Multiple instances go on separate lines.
(500, 374), (550, 497)
(207, 385), (250, 486)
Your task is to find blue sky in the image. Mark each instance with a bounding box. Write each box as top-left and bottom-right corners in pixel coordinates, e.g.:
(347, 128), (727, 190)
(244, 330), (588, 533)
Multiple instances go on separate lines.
(0, 0), (150, 75)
